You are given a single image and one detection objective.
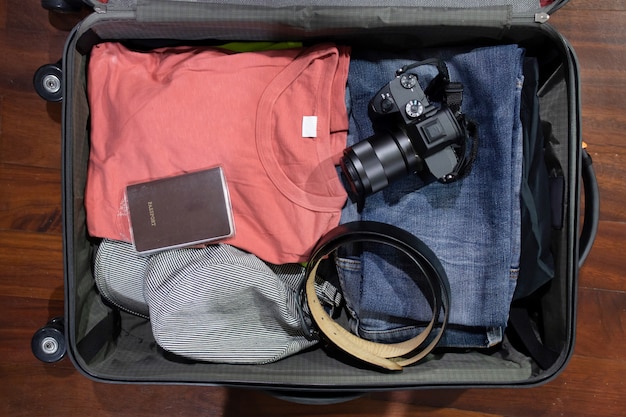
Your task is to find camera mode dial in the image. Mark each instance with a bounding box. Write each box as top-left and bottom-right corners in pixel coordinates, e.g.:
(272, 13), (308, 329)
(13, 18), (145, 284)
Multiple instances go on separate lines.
(405, 99), (424, 119)
(400, 73), (418, 89)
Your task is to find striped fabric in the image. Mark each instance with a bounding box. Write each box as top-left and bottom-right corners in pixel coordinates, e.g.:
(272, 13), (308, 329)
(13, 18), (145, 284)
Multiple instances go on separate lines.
(94, 240), (151, 318)
(94, 240), (342, 364)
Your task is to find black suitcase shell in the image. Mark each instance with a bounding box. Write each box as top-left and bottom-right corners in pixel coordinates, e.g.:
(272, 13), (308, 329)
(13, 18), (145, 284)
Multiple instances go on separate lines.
(34, 0), (599, 403)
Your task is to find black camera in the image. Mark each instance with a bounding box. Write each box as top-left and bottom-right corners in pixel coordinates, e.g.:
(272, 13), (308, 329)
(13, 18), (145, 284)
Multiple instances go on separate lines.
(341, 60), (473, 200)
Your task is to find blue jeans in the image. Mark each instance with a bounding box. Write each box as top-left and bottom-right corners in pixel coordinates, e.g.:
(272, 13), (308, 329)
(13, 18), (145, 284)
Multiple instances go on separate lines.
(340, 45), (525, 348)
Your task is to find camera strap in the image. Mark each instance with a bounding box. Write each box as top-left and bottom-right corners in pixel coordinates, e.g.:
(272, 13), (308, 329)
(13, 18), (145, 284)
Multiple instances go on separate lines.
(397, 58), (461, 111)
(397, 58), (478, 183)
(298, 221), (450, 371)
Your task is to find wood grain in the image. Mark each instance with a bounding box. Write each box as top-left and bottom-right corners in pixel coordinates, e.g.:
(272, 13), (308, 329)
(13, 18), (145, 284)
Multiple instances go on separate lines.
(1, 1), (625, 416)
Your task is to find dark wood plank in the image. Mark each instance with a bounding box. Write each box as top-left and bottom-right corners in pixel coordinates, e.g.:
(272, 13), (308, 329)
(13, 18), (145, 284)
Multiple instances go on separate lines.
(0, 2), (7, 30)
(222, 390), (504, 417)
(0, 164), (63, 233)
(586, 147), (626, 224)
(0, 22), (67, 94)
(574, 287), (626, 361)
(579, 221), (626, 293)
(0, 230), (64, 301)
(0, 93), (63, 169)
(562, 0), (626, 11)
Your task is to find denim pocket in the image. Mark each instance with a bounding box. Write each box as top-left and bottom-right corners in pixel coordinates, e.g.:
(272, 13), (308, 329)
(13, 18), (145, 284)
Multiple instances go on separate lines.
(336, 243), (437, 344)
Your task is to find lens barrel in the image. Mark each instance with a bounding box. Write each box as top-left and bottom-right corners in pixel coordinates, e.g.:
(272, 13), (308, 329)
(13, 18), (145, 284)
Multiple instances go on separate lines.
(340, 128), (421, 197)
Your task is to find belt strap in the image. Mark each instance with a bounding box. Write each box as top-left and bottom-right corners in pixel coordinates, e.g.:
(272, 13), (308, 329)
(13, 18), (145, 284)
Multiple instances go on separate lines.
(301, 221), (450, 371)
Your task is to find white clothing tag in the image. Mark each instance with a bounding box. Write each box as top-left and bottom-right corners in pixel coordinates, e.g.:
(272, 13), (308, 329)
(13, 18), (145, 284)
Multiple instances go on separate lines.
(302, 116), (318, 138)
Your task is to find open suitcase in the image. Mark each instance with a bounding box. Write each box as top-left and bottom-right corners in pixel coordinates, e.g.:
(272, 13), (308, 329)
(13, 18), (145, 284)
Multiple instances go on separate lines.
(31, 0), (599, 404)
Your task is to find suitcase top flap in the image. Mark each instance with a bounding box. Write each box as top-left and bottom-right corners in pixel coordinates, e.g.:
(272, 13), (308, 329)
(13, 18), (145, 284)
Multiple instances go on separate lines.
(83, 0), (568, 27)
(73, 0), (570, 46)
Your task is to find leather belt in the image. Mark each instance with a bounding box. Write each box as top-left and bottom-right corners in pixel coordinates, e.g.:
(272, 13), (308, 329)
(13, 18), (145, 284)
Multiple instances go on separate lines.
(300, 221), (450, 371)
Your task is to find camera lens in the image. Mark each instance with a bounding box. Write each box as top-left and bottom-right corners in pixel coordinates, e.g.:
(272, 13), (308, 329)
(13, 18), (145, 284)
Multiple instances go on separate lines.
(341, 128), (421, 197)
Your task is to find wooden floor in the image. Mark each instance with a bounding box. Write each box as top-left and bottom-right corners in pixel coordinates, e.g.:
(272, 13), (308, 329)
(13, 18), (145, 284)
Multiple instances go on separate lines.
(1, 1), (624, 416)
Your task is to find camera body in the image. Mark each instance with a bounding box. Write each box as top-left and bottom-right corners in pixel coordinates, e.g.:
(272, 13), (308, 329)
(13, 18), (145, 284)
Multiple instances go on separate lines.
(341, 66), (467, 199)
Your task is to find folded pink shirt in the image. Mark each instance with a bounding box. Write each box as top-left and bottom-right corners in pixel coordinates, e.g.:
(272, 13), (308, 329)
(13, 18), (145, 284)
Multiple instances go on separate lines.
(86, 42), (350, 264)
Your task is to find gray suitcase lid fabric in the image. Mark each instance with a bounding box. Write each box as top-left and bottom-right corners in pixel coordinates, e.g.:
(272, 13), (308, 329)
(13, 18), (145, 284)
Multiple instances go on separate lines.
(85, 0), (567, 21)
(76, 0), (568, 42)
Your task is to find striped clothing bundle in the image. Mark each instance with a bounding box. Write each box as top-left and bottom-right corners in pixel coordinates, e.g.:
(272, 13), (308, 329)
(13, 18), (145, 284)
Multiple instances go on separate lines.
(94, 239), (342, 364)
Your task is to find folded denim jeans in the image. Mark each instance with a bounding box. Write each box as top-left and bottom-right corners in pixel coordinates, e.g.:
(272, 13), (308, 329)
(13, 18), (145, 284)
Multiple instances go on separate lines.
(340, 45), (525, 348)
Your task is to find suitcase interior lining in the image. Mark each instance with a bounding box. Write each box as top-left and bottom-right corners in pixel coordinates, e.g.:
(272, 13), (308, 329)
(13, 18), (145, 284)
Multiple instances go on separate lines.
(63, 16), (577, 389)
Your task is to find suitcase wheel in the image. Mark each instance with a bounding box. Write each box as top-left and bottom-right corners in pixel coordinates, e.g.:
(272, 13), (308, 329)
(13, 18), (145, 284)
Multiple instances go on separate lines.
(40, 0), (84, 13)
(31, 317), (66, 363)
(33, 62), (63, 102)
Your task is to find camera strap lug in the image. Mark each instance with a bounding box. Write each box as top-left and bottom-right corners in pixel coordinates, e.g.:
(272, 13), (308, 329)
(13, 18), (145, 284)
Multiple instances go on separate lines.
(443, 82), (464, 114)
